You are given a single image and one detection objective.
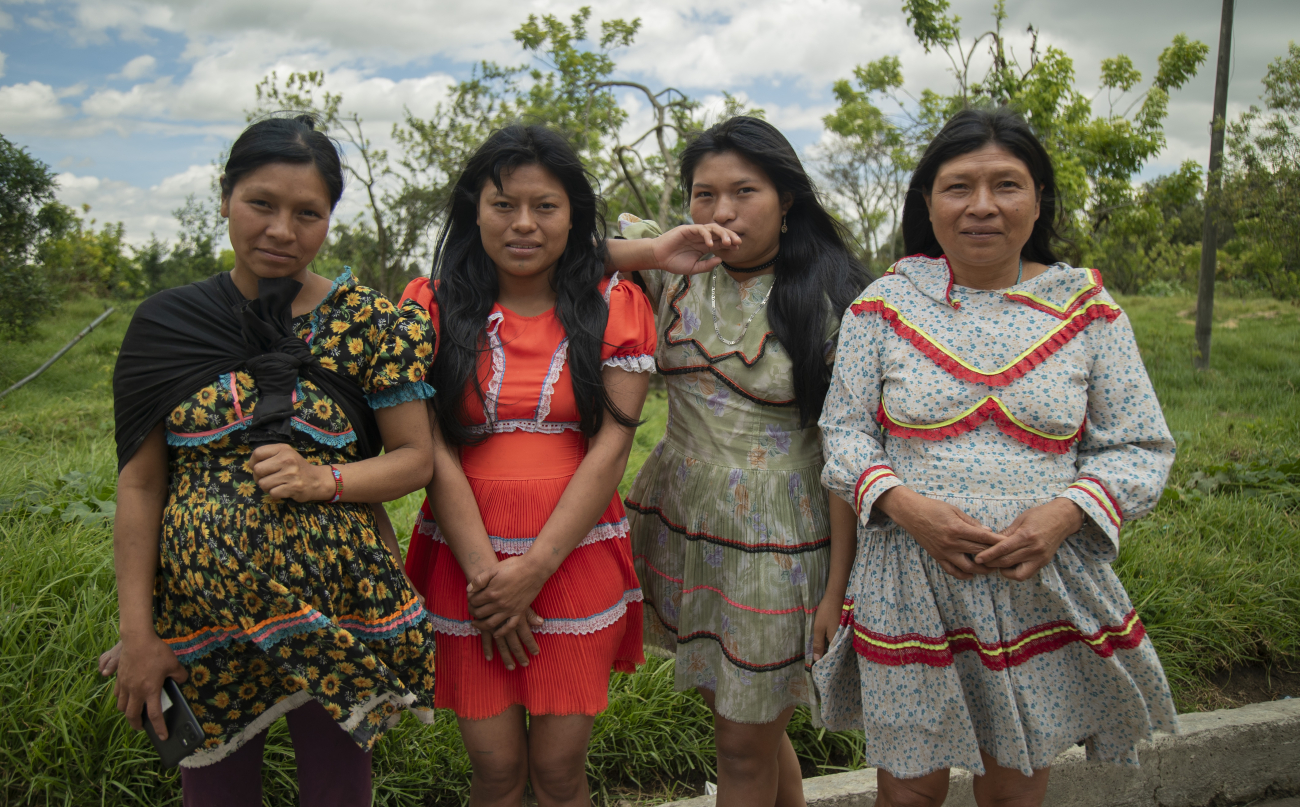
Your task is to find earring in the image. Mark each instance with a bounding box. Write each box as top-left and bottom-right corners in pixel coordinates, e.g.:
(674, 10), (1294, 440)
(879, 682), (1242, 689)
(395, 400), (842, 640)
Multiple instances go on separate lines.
(781, 215), (788, 234)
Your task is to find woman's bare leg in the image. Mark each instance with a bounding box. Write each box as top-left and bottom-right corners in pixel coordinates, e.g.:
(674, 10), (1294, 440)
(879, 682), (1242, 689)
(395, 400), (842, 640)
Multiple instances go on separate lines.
(874, 767), (950, 807)
(526, 713), (597, 807)
(457, 705), (529, 807)
(698, 687), (805, 807)
(971, 750), (1049, 807)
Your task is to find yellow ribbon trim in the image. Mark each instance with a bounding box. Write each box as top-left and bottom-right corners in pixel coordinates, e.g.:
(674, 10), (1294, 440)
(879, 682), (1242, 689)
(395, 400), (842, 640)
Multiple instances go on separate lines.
(1071, 479), (1122, 526)
(880, 396), (1078, 442)
(854, 296), (1120, 379)
(1005, 268), (1102, 315)
(850, 613), (1141, 655)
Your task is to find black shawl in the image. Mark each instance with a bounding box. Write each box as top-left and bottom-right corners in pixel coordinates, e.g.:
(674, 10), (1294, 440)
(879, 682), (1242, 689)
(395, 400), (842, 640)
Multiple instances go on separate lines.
(113, 272), (381, 471)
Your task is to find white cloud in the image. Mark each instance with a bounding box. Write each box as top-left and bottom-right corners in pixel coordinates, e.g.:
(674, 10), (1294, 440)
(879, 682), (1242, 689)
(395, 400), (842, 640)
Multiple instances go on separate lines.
(115, 53), (156, 79)
(0, 50), (6, 80)
(56, 164), (220, 244)
(0, 10), (14, 30)
(0, 82), (74, 132)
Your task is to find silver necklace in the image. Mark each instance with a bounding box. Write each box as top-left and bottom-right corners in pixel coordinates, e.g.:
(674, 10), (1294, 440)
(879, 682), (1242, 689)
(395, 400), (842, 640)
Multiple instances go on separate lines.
(710, 270), (774, 346)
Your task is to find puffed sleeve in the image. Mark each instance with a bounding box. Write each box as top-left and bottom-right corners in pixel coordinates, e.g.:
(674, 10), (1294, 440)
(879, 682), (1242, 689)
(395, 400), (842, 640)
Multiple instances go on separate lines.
(1057, 310), (1175, 554)
(616, 213), (668, 304)
(361, 288), (437, 408)
(600, 273), (657, 373)
(819, 300), (903, 527)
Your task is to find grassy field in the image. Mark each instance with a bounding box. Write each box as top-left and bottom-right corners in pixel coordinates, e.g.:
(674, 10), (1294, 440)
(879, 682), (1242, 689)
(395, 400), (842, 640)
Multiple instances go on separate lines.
(1, 293), (1297, 805)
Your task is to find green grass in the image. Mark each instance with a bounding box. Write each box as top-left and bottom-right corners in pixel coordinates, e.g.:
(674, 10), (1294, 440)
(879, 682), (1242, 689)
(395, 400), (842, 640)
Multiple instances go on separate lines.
(1, 294), (1297, 804)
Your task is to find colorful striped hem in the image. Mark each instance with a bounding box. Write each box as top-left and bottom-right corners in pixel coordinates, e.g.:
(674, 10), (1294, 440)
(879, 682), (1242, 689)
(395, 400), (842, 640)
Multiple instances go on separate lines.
(853, 465), (899, 515)
(634, 556), (817, 616)
(1067, 477), (1124, 529)
(163, 597), (426, 664)
(842, 600), (1146, 671)
(877, 397), (1084, 455)
(848, 295), (1120, 387)
(625, 499), (830, 555)
(645, 601), (810, 673)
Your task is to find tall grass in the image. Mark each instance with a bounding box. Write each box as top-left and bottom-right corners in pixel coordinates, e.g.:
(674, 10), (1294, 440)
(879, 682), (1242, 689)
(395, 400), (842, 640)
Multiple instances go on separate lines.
(2, 294), (1298, 804)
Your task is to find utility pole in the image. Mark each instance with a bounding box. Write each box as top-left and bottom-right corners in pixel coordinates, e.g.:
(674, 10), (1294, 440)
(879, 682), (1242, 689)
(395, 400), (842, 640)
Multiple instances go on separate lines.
(1194, 0), (1235, 370)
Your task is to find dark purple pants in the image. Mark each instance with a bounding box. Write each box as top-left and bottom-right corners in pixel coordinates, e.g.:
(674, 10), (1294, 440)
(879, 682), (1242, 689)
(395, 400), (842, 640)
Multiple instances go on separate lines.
(180, 700), (373, 807)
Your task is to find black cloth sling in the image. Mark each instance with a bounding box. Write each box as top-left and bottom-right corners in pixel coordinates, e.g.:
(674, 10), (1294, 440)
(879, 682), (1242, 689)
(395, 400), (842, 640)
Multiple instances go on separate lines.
(113, 272), (381, 471)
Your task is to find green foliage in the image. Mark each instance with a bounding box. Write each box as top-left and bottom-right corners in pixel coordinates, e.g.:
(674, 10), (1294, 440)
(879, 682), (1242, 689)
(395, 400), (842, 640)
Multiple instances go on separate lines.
(38, 208), (140, 299)
(1222, 42), (1300, 299)
(821, 1), (1209, 289)
(0, 135), (72, 339)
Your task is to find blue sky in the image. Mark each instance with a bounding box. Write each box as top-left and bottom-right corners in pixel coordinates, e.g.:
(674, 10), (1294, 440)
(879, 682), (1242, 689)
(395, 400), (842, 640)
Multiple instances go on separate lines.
(2, 0), (1297, 243)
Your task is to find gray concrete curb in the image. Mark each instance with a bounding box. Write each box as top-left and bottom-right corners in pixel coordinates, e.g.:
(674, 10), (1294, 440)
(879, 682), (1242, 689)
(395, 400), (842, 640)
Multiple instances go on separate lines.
(666, 699), (1300, 806)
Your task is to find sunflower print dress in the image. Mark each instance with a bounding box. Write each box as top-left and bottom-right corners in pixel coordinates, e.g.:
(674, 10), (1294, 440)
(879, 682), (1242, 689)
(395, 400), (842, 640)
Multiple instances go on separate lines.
(154, 269), (439, 768)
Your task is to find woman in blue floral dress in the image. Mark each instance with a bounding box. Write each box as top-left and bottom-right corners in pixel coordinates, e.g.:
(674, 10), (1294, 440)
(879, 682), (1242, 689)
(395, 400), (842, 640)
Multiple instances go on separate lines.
(813, 108), (1178, 807)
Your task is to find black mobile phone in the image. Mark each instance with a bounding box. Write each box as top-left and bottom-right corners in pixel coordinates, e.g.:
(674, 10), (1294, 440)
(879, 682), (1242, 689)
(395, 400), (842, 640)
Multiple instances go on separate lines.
(142, 677), (204, 768)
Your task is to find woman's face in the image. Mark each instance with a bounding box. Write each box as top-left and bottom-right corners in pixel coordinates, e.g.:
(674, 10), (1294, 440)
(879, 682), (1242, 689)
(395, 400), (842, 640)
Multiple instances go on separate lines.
(477, 163), (572, 284)
(925, 143), (1040, 271)
(220, 162), (333, 280)
(689, 151), (791, 267)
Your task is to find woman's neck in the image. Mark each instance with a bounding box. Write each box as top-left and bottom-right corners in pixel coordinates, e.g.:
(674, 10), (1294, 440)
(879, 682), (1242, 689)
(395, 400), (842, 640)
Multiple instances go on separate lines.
(495, 264), (558, 317)
(229, 264), (332, 318)
(949, 255), (1023, 290)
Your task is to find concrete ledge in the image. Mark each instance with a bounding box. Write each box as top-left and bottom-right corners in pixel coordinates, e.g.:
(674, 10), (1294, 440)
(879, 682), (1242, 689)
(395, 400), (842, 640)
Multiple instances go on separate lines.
(666, 699), (1300, 807)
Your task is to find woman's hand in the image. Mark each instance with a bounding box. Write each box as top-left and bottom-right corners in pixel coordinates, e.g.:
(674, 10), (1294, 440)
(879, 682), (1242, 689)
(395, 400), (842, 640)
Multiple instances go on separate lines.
(811, 593), (844, 662)
(99, 640), (123, 677)
(466, 557), (548, 633)
(875, 487), (1001, 579)
(250, 443), (332, 502)
(476, 609), (545, 671)
(115, 632), (189, 738)
(651, 223), (742, 275)
(974, 498), (1083, 582)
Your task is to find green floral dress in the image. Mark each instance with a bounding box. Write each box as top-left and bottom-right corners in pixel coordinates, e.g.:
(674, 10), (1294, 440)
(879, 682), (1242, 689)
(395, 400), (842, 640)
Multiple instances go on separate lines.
(620, 217), (842, 724)
(154, 270), (438, 768)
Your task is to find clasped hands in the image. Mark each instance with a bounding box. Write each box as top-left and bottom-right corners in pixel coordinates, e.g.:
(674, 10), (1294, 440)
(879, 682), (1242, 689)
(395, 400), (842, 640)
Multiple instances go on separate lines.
(465, 556), (550, 671)
(248, 443), (333, 502)
(878, 487), (1084, 581)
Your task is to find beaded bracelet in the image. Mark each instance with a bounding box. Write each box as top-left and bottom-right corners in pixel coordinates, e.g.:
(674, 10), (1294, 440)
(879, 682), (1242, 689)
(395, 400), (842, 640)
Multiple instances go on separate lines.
(328, 465), (343, 503)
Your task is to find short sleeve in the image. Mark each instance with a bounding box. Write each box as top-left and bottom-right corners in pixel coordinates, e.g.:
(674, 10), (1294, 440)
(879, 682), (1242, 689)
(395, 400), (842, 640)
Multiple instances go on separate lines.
(616, 213), (668, 304)
(600, 273), (657, 373)
(362, 293), (437, 408)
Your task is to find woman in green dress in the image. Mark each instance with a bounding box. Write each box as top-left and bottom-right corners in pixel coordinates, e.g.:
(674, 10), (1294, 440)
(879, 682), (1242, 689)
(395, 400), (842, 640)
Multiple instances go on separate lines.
(107, 115), (438, 806)
(610, 116), (869, 807)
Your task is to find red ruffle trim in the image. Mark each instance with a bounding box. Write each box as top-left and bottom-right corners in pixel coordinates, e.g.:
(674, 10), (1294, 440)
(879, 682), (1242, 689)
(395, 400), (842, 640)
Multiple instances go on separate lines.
(877, 399), (1083, 454)
(850, 297), (1120, 387)
(848, 607), (1146, 671)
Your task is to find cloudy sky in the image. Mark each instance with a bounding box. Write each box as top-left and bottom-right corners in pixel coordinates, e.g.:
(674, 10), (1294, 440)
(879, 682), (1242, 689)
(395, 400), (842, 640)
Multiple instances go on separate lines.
(2, 0), (1297, 245)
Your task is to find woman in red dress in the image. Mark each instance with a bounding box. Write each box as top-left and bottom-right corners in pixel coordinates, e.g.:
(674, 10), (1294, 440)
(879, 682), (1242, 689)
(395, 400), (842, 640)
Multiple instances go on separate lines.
(401, 125), (655, 806)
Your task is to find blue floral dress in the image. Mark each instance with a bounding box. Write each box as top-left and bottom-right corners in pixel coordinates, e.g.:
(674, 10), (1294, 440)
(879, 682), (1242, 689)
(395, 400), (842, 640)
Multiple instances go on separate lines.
(814, 256), (1178, 777)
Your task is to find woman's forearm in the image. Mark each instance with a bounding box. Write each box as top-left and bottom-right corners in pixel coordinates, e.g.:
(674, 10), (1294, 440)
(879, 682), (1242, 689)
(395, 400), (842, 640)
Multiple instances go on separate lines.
(425, 414), (499, 582)
(114, 425), (169, 639)
(327, 400), (434, 503)
(605, 237), (660, 274)
(526, 368), (649, 578)
(823, 493), (858, 602)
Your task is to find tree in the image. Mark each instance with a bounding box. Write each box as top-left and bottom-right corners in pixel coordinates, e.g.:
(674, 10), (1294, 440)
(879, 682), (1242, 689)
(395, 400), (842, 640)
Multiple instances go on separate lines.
(1222, 42), (1300, 298)
(820, 0), (1208, 283)
(0, 135), (74, 339)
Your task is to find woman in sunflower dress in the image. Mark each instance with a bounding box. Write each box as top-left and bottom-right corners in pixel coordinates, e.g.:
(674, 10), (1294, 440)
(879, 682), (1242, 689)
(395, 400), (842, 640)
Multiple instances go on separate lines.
(110, 116), (438, 806)
(814, 109), (1177, 807)
(613, 116), (868, 807)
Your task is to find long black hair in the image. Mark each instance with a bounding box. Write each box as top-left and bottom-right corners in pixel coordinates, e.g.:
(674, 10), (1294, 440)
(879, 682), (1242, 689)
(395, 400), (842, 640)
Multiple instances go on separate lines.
(428, 124), (638, 446)
(221, 114), (344, 209)
(902, 107), (1062, 263)
(679, 116), (869, 428)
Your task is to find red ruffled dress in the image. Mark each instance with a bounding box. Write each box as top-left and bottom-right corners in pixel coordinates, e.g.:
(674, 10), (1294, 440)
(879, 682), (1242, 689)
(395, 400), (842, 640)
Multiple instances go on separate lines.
(400, 275), (656, 719)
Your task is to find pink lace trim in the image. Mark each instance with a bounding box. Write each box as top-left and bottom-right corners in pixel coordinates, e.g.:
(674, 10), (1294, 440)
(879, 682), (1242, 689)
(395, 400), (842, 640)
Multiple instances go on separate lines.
(426, 588), (644, 637)
(416, 514), (630, 556)
(537, 338), (569, 422)
(603, 354), (656, 373)
(484, 312), (505, 422)
(466, 420), (582, 436)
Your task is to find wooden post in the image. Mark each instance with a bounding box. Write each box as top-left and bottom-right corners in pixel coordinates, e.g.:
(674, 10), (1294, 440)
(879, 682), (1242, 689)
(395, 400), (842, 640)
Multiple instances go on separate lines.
(1194, 0), (1235, 370)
